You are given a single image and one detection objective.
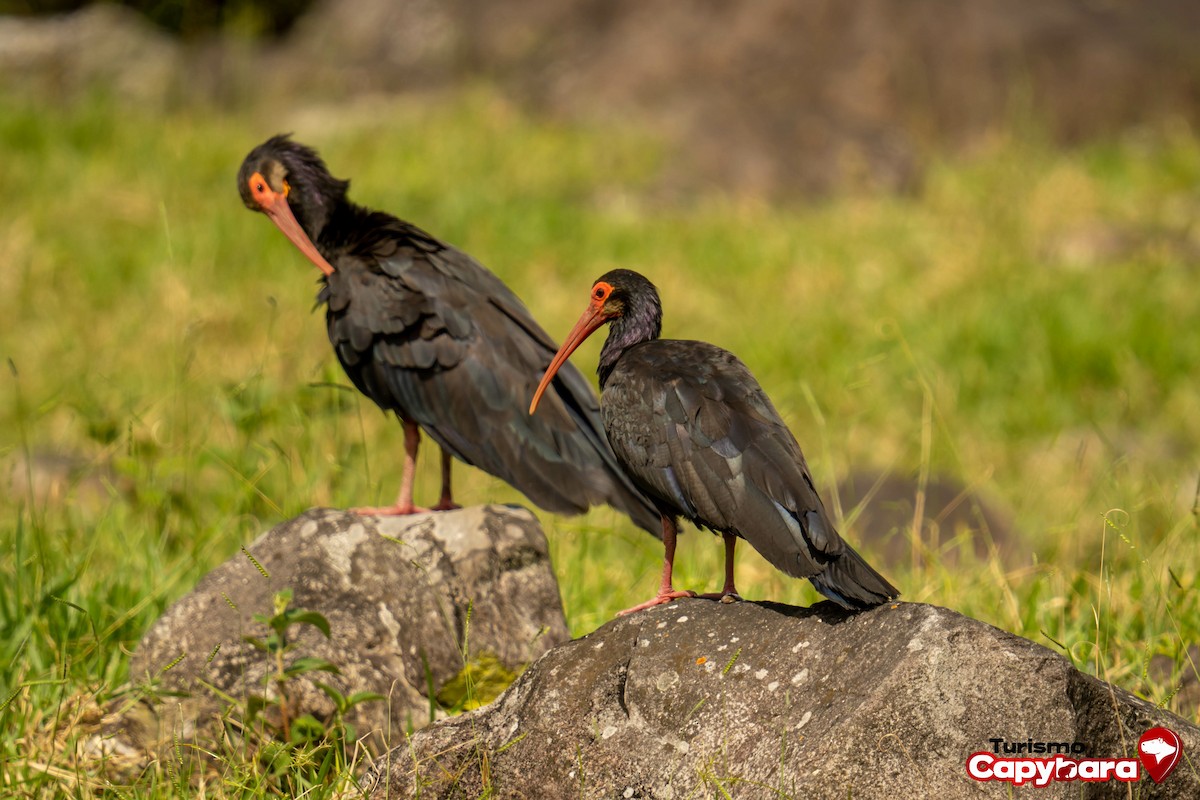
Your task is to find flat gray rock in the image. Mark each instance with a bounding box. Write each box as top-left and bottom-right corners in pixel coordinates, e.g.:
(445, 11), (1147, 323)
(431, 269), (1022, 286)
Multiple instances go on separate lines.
(363, 599), (1199, 799)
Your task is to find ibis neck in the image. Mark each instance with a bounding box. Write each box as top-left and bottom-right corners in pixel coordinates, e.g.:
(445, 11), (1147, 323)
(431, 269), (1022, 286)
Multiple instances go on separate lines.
(307, 198), (381, 270)
(289, 166), (351, 244)
(598, 303), (662, 388)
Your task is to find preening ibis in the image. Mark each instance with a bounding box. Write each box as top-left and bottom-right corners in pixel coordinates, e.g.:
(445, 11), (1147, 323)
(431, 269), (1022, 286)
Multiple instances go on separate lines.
(531, 269), (899, 613)
(237, 136), (660, 534)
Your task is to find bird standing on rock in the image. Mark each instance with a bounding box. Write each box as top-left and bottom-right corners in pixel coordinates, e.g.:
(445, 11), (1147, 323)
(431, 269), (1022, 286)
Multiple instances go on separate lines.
(531, 269), (899, 614)
(237, 136), (660, 534)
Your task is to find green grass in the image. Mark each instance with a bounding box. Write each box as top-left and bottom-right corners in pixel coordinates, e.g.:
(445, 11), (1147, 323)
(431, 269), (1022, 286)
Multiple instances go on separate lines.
(1, 88), (1197, 796)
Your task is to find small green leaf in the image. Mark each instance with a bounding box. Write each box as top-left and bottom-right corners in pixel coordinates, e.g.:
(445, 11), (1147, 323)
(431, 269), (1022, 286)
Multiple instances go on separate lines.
(315, 681), (347, 710)
(242, 635), (269, 653)
(344, 691), (386, 708)
(289, 713), (326, 744)
(284, 610), (332, 638)
(284, 657), (340, 678)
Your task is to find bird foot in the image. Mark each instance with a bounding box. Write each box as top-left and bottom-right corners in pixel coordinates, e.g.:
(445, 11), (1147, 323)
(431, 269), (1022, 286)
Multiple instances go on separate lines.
(351, 502), (432, 517)
(430, 499), (462, 511)
(698, 590), (743, 604)
(616, 590), (697, 616)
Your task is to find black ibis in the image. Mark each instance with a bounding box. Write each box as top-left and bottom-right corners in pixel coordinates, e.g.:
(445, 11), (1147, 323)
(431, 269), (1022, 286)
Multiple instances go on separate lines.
(237, 136), (660, 534)
(530, 269), (899, 613)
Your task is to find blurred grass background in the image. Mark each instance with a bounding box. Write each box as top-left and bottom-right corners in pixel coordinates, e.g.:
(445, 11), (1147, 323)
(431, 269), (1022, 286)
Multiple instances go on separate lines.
(0, 84), (1197, 795)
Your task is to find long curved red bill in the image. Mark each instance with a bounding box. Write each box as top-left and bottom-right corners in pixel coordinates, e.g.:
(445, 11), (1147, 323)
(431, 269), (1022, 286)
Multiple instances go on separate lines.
(249, 173), (335, 277)
(529, 303), (609, 415)
(262, 193), (335, 277)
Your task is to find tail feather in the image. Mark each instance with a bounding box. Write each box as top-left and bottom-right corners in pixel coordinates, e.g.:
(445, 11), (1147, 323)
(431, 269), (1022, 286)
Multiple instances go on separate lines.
(809, 544), (899, 610)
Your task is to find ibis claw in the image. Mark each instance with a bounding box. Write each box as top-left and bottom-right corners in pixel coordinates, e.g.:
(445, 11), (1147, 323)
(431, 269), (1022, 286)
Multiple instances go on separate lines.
(698, 589), (742, 604)
(616, 589), (697, 616)
(351, 503), (431, 517)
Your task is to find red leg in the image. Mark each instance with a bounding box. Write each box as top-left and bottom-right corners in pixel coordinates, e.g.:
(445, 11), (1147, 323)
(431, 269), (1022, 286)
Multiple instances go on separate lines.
(431, 447), (461, 511)
(699, 532), (742, 603)
(353, 419), (431, 516)
(617, 515), (696, 615)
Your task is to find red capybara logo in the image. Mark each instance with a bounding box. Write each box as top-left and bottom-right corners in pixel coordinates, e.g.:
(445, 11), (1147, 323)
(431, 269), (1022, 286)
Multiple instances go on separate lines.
(1138, 727), (1182, 784)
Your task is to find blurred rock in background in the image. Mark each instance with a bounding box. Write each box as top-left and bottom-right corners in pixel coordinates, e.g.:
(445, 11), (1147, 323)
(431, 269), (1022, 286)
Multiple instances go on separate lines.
(834, 468), (1022, 569)
(3, 0), (1197, 196)
(0, 5), (182, 104)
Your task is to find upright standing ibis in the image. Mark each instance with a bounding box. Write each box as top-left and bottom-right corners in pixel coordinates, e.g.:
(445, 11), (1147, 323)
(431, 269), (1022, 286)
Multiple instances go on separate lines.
(531, 269), (899, 613)
(237, 136), (660, 534)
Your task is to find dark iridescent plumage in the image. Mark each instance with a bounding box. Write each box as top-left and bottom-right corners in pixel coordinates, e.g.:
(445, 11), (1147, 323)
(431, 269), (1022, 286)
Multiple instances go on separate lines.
(238, 136), (660, 533)
(533, 268), (899, 612)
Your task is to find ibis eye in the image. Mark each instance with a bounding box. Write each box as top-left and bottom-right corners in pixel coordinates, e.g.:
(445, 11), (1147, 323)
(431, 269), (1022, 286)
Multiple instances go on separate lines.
(255, 182), (265, 192)
(593, 287), (606, 300)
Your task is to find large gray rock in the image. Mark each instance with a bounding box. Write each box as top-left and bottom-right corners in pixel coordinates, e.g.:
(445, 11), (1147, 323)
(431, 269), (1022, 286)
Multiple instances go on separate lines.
(103, 506), (567, 773)
(362, 599), (1200, 799)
